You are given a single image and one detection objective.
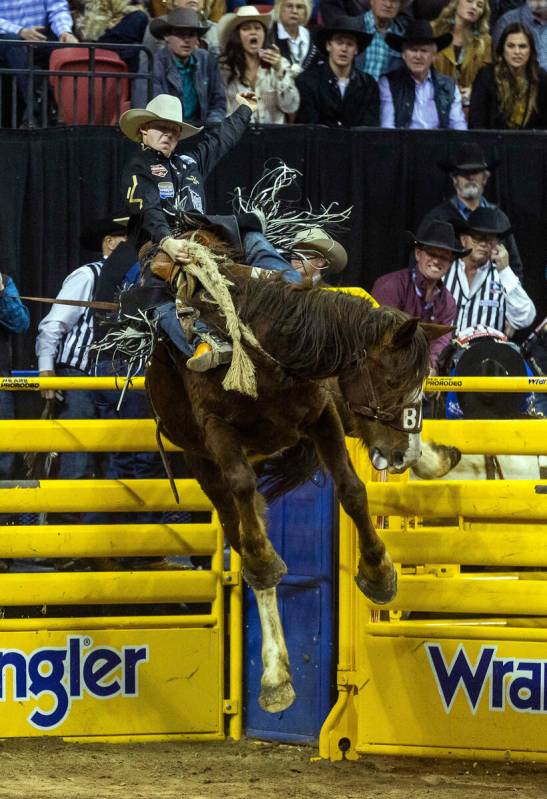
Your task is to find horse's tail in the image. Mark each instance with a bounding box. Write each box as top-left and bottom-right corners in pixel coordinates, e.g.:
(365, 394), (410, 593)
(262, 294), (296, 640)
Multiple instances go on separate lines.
(255, 439), (324, 503)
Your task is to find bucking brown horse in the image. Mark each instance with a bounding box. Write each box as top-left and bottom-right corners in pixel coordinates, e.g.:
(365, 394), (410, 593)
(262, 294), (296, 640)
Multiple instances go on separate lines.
(145, 236), (449, 714)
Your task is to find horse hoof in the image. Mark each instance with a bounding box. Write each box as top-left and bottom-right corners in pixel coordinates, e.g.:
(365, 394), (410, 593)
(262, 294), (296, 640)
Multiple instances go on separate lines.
(355, 566), (398, 605)
(259, 681), (296, 714)
(242, 553), (288, 590)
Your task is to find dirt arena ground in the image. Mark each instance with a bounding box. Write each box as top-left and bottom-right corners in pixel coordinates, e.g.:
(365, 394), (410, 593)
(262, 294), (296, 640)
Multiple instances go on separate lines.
(0, 738), (546, 799)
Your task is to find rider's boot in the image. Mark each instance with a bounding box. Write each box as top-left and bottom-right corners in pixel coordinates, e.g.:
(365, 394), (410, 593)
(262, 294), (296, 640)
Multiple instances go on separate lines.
(186, 332), (233, 372)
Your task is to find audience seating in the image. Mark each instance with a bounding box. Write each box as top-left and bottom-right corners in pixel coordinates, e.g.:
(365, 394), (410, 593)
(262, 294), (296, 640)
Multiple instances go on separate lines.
(49, 48), (129, 126)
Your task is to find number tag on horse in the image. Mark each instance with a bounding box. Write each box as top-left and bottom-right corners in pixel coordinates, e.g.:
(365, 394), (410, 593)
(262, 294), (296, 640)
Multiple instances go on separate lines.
(400, 404), (423, 433)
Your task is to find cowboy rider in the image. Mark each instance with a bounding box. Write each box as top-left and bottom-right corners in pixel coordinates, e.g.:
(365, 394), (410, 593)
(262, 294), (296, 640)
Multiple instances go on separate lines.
(119, 92), (298, 373)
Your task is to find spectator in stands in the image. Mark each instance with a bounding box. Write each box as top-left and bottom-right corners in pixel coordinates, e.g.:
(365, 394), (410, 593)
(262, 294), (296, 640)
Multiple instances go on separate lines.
(379, 20), (467, 128)
(0, 0), (78, 123)
(77, 0), (148, 72)
(446, 207), (536, 335)
(218, 6), (299, 123)
(295, 17), (379, 126)
(0, 1), (78, 43)
(470, 23), (547, 128)
(272, 0), (318, 71)
(493, 0), (547, 70)
(141, 0), (220, 61)
(36, 215), (128, 485)
(0, 273), (30, 489)
(146, 7), (226, 125)
(356, 0), (409, 80)
(431, 0), (491, 110)
(420, 142), (523, 276)
(371, 220), (464, 372)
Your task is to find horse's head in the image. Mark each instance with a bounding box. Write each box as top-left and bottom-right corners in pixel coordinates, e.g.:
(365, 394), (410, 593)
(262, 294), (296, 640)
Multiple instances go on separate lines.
(338, 313), (451, 473)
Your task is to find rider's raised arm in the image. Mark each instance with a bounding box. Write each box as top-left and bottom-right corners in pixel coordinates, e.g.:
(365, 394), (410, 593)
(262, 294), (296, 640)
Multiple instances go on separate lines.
(191, 104), (253, 181)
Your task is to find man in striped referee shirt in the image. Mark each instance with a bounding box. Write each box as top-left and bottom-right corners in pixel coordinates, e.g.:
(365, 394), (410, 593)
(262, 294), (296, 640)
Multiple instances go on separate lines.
(444, 207), (536, 337)
(35, 216), (128, 487)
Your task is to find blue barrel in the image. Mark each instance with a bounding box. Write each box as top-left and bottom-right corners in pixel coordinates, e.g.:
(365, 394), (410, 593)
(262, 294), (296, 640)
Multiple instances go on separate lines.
(244, 477), (335, 742)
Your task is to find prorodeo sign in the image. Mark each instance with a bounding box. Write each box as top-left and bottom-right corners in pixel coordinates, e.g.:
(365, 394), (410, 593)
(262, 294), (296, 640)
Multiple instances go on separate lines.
(0, 636), (148, 729)
(426, 643), (547, 714)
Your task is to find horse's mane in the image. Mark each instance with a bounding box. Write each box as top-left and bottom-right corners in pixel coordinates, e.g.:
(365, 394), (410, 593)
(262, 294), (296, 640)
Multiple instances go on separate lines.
(227, 278), (430, 386)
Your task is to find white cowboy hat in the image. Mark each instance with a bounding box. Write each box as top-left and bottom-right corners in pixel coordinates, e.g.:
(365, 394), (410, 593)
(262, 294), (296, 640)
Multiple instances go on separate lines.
(119, 94), (202, 143)
(217, 5), (273, 51)
(291, 227), (348, 274)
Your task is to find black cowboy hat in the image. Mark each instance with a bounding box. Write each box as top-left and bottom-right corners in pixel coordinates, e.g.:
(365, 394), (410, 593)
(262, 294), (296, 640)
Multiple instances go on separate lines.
(80, 214), (128, 252)
(150, 8), (210, 39)
(386, 20), (452, 53)
(453, 337), (528, 419)
(407, 219), (471, 256)
(438, 142), (500, 174)
(455, 207), (512, 239)
(315, 16), (373, 54)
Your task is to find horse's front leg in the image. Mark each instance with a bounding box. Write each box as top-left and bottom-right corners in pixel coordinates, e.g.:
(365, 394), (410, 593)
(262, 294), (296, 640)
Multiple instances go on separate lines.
(307, 402), (397, 604)
(202, 418), (295, 712)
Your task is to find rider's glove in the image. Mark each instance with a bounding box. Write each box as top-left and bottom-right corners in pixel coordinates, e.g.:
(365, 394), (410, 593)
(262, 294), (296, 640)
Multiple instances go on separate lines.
(159, 237), (191, 264)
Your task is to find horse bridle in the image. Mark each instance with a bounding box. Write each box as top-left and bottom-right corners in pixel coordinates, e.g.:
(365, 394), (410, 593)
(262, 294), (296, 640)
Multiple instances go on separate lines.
(346, 360), (423, 434)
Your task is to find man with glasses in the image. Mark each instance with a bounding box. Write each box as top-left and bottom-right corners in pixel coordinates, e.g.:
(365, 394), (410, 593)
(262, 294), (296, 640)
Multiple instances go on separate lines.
(371, 219), (466, 373)
(445, 207), (535, 336)
(420, 142), (524, 278)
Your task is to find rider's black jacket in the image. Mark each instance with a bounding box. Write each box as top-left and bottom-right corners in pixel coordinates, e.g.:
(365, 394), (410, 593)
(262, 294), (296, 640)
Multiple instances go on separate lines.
(121, 105), (252, 250)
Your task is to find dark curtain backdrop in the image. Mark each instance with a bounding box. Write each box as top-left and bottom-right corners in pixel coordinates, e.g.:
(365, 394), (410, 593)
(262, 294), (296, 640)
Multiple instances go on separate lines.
(2, 124), (546, 372)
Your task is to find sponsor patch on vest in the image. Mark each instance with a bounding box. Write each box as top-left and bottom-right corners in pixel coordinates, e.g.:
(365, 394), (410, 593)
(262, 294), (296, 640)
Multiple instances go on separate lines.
(158, 181), (175, 199)
(479, 300), (500, 308)
(150, 164), (168, 178)
(188, 188), (203, 213)
(186, 175), (199, 185)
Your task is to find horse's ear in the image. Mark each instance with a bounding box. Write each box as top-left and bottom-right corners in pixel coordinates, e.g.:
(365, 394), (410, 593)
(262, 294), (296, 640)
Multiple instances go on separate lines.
(419, 322), (454, 342)
(392, 317), (420, 348)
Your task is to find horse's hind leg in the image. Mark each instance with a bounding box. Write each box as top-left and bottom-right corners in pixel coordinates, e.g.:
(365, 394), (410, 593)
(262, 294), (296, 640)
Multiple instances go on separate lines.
(202, 418), (294, 712)
(307, 402), (397, 604)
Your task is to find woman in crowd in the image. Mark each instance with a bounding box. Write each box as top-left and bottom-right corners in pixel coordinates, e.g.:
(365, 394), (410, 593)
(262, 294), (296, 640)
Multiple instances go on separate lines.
(431, 0), (491, 109)
(469, 22), (547, 128)
(218, 5), (300, 123)
(78, 0), (148, 71)
(272, 0), (318, 71)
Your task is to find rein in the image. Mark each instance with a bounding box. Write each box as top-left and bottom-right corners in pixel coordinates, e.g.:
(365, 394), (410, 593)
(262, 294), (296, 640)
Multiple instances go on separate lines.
(346, 360), (423, 434)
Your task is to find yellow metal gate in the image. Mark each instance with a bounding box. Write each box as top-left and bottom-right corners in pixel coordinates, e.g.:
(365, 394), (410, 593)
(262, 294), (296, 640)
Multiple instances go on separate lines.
(0, 391), (242, 741)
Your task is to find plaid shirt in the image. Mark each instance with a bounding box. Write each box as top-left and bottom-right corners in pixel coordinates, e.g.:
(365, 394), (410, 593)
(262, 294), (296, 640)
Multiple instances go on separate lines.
(357, 10), (406, 80)
(0, 0), (73, 38)
(0, 275), (30, 335)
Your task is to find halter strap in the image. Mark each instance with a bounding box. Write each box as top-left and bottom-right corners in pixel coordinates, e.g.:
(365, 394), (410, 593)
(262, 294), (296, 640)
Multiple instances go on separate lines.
(347, 361), (423, 434)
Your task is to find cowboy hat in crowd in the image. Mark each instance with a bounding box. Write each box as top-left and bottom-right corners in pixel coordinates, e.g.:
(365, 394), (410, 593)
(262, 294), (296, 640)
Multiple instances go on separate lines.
(438, 142), (500, 174)
(291, 227), (348, 273)
(314, 16), (373, 54)
(455, 207), (512, 239)
(119, 94), (202, 143)
(408, 219), (471, 256)
(80, 214), (128, 252)
(149, 7), (210, 39)
(217, 5), (272, 50)
(386, 20), (452, 54)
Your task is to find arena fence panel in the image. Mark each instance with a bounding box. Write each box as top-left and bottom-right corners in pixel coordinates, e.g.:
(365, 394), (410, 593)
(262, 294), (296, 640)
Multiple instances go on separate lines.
(320, 406), (547, 763)
(0, 382), (242, 741)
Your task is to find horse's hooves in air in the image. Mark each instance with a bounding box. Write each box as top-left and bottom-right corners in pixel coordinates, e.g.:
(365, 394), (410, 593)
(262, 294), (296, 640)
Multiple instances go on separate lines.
(242, 552), (288, 590)
(259, 680), (296, 714)
(355, 566), (398, 605)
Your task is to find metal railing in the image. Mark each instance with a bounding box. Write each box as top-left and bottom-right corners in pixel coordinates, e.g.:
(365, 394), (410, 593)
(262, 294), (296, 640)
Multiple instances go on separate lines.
(0, 40), (153, 128)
